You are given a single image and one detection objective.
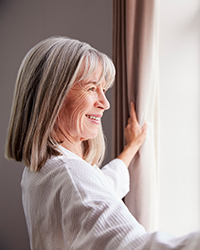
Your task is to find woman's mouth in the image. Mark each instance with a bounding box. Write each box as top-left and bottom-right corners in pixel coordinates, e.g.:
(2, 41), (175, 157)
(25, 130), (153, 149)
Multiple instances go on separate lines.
(85, 115), (100, 121)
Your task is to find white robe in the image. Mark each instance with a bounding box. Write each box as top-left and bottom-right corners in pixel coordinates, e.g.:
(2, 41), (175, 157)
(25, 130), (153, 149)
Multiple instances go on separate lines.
(21, 146), (200, 250)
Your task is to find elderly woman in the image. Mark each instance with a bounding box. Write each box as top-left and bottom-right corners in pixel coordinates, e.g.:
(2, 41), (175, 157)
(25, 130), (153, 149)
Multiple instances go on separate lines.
(5, 37), (199, 250)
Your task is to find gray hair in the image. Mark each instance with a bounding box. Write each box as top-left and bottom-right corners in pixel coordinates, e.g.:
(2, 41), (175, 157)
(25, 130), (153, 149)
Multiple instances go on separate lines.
(5, 36), (115, 171)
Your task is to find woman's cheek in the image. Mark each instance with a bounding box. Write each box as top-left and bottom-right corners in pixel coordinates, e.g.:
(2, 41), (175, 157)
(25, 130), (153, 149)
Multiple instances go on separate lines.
(70, 92), (90, 130)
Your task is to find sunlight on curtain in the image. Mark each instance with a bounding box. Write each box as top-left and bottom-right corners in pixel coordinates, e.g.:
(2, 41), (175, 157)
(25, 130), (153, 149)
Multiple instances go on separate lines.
(112, 0), (160, 231)
(159, 0), (200, 235)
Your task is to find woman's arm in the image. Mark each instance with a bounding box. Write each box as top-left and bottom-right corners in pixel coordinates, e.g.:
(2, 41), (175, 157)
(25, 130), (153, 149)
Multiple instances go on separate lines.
(100, 102), (146, 196)
(101, 159), (130, 199)
(117, 102), (147, 168)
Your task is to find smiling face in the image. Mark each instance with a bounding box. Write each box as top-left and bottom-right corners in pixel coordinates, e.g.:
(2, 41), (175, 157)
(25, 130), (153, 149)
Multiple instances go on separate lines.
(55, 62), (110, 153)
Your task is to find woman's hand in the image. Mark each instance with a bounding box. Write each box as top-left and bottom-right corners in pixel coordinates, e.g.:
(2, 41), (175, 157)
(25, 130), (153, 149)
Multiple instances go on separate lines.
(125, 102), (147, 149)
(117, 102), (147, 168)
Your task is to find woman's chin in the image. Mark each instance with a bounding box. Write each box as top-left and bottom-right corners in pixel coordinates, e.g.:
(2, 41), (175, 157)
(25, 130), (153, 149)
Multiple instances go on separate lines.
(81, 132), (99, 141)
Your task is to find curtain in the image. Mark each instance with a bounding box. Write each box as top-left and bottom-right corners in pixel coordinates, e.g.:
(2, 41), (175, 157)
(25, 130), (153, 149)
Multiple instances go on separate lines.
(112, 0), (159, 232)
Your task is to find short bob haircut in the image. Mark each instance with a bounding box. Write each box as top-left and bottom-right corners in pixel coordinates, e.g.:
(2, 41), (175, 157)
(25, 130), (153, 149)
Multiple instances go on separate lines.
(5, 36), (115, 171)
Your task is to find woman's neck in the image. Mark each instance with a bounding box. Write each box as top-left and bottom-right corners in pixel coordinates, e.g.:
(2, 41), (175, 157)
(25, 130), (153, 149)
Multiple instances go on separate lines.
(52, 124), (83, 158)
(60, 140), (83, 159)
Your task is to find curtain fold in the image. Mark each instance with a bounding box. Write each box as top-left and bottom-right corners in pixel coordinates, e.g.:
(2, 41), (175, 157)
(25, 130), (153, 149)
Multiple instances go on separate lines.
(112, 0), (159, 232)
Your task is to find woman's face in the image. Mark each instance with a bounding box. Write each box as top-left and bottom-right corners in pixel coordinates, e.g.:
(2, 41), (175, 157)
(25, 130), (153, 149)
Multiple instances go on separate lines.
(57, 63), (110, 145)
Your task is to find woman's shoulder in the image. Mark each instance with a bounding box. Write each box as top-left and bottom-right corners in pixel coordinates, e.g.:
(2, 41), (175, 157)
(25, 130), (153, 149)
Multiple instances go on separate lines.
(21, 155), (94, 201)
(21, 154), (113, 203)
(36, 155), (94, 184)
(46, 155), (112, 197)
(46, 154), (94, 175)
(21, 155), (85, 185)
(22, 154), (99, 187)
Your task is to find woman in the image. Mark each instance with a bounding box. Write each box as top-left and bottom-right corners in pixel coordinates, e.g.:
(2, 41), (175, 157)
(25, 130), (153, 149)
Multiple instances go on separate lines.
(5, 37), (199, 249)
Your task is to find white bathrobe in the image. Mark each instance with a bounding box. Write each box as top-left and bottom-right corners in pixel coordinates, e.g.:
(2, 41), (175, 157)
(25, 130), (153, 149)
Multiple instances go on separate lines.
(21, 146), (200, 250)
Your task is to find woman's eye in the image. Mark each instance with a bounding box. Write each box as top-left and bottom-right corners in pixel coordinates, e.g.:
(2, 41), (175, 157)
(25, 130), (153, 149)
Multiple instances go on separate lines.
(88, 87), (96, 92)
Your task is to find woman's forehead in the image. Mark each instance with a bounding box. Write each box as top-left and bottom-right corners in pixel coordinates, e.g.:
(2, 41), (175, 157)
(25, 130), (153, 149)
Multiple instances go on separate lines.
(76, 62), (104, 85)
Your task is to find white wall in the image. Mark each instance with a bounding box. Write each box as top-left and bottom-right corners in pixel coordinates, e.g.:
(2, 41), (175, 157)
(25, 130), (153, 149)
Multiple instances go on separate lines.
(159, 0), (200, 236)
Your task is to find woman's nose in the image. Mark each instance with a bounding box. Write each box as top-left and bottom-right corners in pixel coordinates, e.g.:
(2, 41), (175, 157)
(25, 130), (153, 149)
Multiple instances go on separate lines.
(97, 91), (110, 110)
(102, 94), (110, 110)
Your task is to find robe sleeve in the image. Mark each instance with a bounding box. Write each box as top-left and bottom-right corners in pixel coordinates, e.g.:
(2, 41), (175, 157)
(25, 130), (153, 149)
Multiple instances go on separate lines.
(101, 159), (130, 199)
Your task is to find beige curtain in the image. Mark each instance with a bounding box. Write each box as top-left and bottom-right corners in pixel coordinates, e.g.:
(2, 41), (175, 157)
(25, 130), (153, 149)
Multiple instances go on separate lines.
(112, 0), (159, 232)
